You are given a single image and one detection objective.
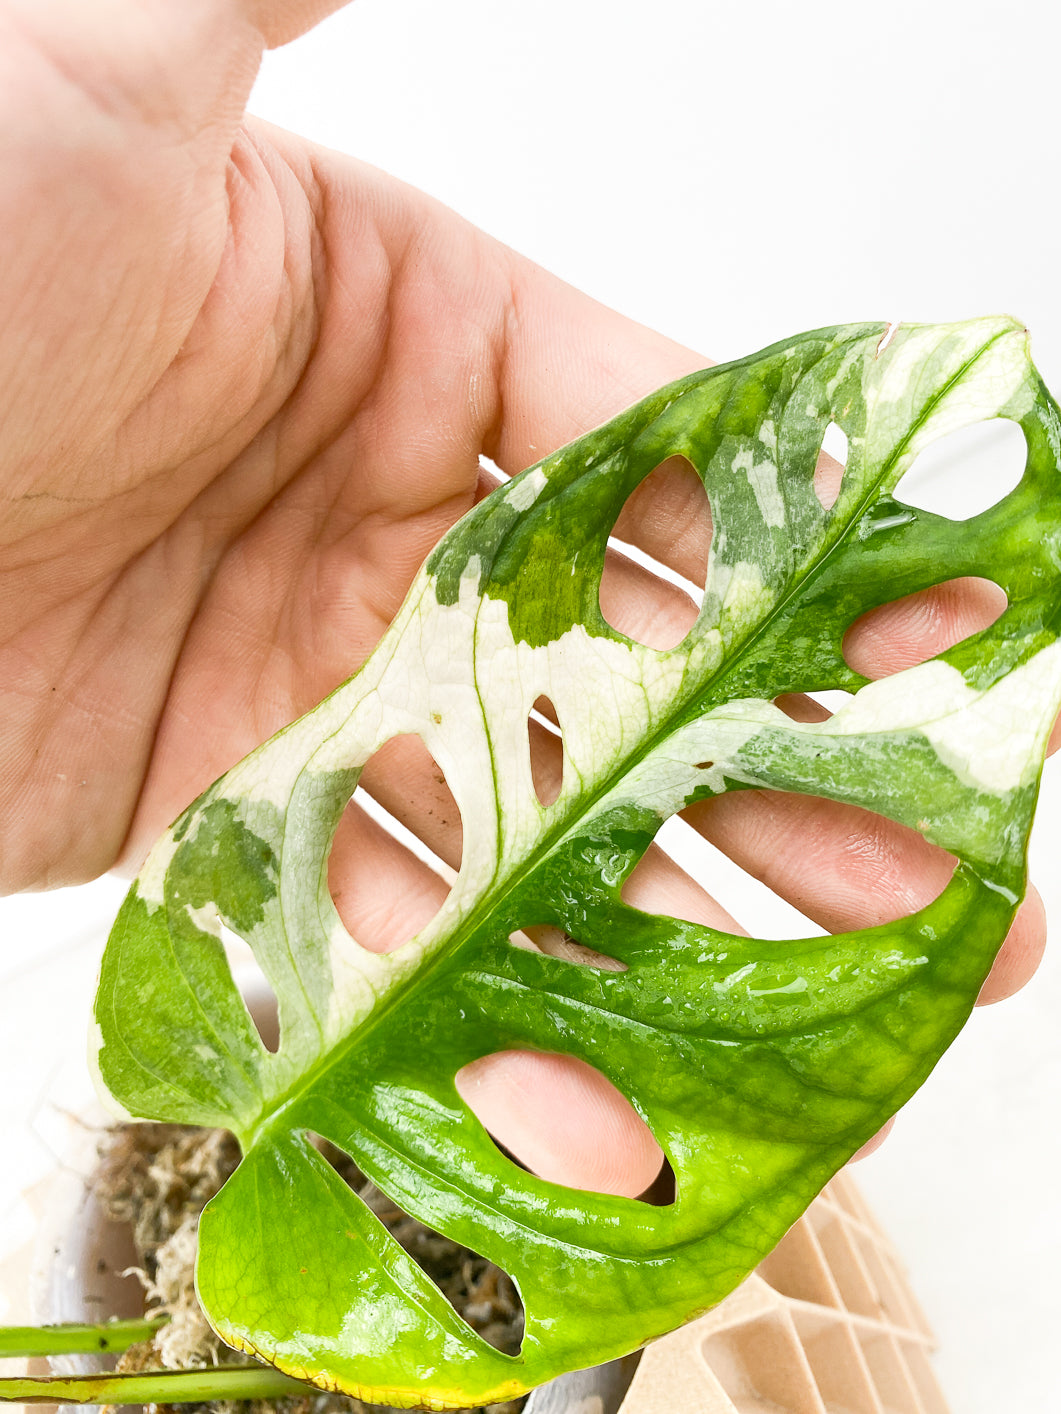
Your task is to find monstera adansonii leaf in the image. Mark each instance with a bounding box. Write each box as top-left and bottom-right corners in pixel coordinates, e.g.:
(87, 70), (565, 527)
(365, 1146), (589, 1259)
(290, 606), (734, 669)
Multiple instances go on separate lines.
(92, 317), (1061, 1410)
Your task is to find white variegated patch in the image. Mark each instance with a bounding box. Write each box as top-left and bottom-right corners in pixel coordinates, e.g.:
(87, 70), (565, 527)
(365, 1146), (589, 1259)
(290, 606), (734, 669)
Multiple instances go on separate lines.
(185, 901), (222, 937)
(864, 318), (1036, 475)
(825, 343), (863, 402)
(135, 827), (183, 911)
(824, 648), (1061, 795)
(712, 559), (773, 640)
(733, 446), (786, 528)
(506, 467), (548, 510)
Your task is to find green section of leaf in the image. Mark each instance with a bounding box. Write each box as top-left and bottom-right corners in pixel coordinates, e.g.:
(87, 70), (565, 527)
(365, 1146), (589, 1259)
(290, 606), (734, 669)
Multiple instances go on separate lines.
(173, 798), (279, 932)
(92, 885), (265, 1131)
(93, 318), (1061, 1409)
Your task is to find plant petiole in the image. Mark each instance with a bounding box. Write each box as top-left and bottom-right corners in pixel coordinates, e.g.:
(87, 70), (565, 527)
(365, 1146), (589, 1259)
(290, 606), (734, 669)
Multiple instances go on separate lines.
(0, 1362), (314, 1405)
(0, 1316), (168, 1359)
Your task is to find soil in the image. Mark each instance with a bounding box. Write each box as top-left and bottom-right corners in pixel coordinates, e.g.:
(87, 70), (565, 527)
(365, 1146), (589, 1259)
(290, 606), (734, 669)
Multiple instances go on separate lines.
(93, 1124), (527, 1414)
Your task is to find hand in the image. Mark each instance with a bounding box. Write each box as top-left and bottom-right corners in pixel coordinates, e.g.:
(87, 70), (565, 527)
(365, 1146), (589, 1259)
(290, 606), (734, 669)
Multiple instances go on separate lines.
(0, 0), (1046, 1195)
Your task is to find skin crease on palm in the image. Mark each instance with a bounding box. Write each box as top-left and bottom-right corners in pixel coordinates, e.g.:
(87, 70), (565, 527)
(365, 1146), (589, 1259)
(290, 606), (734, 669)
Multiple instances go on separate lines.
(0, 0), (1053, 1201)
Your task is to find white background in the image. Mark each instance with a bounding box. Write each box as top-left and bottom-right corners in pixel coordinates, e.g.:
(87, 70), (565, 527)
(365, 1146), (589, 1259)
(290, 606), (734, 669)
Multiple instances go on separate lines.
(2, 1), (1060, 1408)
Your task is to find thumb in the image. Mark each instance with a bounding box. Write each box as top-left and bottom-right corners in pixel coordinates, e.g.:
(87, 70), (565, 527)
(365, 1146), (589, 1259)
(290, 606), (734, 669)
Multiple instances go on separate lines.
(245, 0), (355, 48)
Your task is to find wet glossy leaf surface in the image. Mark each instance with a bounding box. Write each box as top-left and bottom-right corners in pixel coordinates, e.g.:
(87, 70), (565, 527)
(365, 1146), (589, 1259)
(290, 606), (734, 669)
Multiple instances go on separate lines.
(94, 319), (1061, 1408)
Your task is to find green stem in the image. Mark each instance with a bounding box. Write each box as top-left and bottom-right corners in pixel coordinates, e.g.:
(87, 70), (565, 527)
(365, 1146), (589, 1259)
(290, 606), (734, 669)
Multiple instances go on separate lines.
(0, 1316), (167, 1359)
(0, 1364), (314, 1405)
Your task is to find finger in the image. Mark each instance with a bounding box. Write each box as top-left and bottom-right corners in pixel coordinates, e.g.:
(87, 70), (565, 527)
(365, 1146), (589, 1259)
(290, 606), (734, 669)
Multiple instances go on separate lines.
(686, 791), (956, 935)
(847, 572), (1059, 845)
(844, 576), (1007, 678)
(679, 570), (1033, 934)
(455, 1051), (663, 1200)
(848, 1117), (895, 1163)
(245, 1), (354, 48)
(607, 454), (713, 591)
(599, 543), (702, 650)
(976, 884), (1046, 1005)
(484, 252), (714, 587)
(488, 259), (708, 480)
(328, 794), (452, 954)
(621, 841), (742, 933)
(685, 789), (1046, 1013)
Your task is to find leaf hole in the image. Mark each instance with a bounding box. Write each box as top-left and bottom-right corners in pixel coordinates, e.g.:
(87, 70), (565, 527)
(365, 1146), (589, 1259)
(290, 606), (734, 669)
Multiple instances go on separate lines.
(843, 576), (1008, 680)
(638, 1156), (677, 1207)
(600, 456), (711, 650)
(220, 923), (280, 1053)
(625, 801), (957, 941)
(328, 734), (462, 954)
(529, 695), (563, 807)
(773, 691), (854, 724)
(814, 421), (848, 511)
(894, 417), (1026, 520)
(478, 452), (507, 483)
(509, 923), (627, 972)
(455, 1052), (665, 1202)
(308, 1134), (525, 1356)
(679, 796), (957, 936)
(622, 815), (827, 940)
(808, 688), (856, 714)
(876, 320), (901, 357)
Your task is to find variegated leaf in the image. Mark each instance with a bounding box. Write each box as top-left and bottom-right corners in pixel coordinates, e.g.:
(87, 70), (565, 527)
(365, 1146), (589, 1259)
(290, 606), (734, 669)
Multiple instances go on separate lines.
(93, 317), (1061, 1409)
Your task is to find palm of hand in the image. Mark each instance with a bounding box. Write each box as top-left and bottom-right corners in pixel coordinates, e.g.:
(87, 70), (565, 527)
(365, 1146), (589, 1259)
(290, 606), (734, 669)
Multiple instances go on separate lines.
(0, 0), (1045, 1193)
(0, 9), (622, 883)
